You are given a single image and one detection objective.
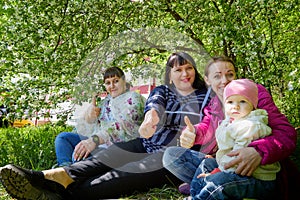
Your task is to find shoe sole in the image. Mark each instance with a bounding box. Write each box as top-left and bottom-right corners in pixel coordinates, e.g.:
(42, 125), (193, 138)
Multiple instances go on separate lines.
(0, 165), (62, 200)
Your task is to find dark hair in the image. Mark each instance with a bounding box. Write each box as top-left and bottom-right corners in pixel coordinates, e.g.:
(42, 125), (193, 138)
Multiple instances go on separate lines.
(204, 56), (236, 77)
(103, 67), (125, 81)
(165, 52), (205, 90)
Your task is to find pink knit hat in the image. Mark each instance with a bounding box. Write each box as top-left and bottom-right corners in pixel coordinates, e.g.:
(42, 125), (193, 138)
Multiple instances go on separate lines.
(223, 79), (258, 108)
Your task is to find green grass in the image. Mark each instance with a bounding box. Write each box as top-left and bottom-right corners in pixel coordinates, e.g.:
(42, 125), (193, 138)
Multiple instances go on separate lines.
(0, 125), (186, 199)
(0, 184), (186, 200)
(0, 124), (71, 199)
(0, 125), (72, 169)
(0, 184), (11, 200)
(0, 126), (299, 199)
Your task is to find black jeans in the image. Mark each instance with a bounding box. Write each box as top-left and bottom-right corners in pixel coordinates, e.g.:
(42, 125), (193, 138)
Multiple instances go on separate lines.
(64, 138), (181, 199)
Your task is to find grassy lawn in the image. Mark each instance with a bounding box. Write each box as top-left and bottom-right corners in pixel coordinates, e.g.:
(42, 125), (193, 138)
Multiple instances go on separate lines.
(0, 184), (186, 200)
(0, 125), (186, 199)
(0, 184), (11, 200)
(0, 126), (299, 199)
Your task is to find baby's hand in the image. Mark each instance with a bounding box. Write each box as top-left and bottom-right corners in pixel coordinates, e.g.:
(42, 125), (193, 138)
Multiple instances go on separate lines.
(197, 168), (221, 178)
(205, 154), (213, 158)
(197, 172), (211, 178)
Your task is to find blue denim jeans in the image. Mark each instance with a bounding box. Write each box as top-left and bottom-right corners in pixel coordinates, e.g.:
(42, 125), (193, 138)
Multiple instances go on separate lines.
(163, 146), (206, 183)
(163, 147), (277, 199)
(54, 132), (88, 166)
(191, 157), (276, 199)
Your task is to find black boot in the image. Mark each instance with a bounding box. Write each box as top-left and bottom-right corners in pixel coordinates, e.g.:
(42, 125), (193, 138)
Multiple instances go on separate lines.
(0, 164), (67, 200)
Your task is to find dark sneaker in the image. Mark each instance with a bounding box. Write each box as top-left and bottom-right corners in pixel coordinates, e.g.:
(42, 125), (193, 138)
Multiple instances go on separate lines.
(0, 164), (64, 200)
(178, 182), (191, 195)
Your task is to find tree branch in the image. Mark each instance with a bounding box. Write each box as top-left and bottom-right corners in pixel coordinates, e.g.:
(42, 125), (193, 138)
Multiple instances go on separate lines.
(165, 1), (205, 47)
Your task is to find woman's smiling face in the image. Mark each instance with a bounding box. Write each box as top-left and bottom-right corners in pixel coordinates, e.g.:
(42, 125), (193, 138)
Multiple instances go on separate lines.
(104, 75), (127, 98)
(204, 61), (236, 101)
(169, 63), (196, 96)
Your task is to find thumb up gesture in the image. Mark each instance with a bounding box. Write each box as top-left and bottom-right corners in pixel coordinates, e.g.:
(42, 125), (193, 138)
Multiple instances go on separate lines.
(91, 95), (101, 115)
(180, 116), (196, 148)
(85, 96), (101, 123)
(139, 108), (159, 139)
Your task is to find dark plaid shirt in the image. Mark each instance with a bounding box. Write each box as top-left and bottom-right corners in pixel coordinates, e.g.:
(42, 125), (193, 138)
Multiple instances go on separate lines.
(141, 85), (209, 153)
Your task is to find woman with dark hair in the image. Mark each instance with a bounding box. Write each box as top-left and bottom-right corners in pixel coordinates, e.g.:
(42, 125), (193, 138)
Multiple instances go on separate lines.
(163, 55), (298, 199)
(0, 52), (210, 200)
(54, 66), (146, 167)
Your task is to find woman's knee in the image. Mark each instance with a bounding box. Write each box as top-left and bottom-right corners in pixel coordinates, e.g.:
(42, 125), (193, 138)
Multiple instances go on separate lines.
(55, 132), (68, 140)
(55, 132), (66, 143)
(55, 132), (77, 145)
(163, 147), (176, 165)
(163, 146), (185, 168)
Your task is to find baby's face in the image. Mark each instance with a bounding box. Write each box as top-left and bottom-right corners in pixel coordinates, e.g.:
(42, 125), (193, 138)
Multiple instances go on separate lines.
(224, 95), (254, 121)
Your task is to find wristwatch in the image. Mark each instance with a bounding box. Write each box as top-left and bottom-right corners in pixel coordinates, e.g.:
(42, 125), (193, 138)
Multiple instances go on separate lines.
(91, 135), (100, 146)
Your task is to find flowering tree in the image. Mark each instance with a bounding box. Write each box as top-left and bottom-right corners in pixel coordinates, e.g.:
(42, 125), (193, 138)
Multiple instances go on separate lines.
(0, 0), (298, 126)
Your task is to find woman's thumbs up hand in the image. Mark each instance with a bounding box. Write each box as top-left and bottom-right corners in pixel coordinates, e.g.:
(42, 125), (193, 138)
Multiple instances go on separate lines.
(139, 108), (159, 139)
(180, 116), (196, 148)
(85, 96), (101, 123)
(91, 96), (101, 117)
